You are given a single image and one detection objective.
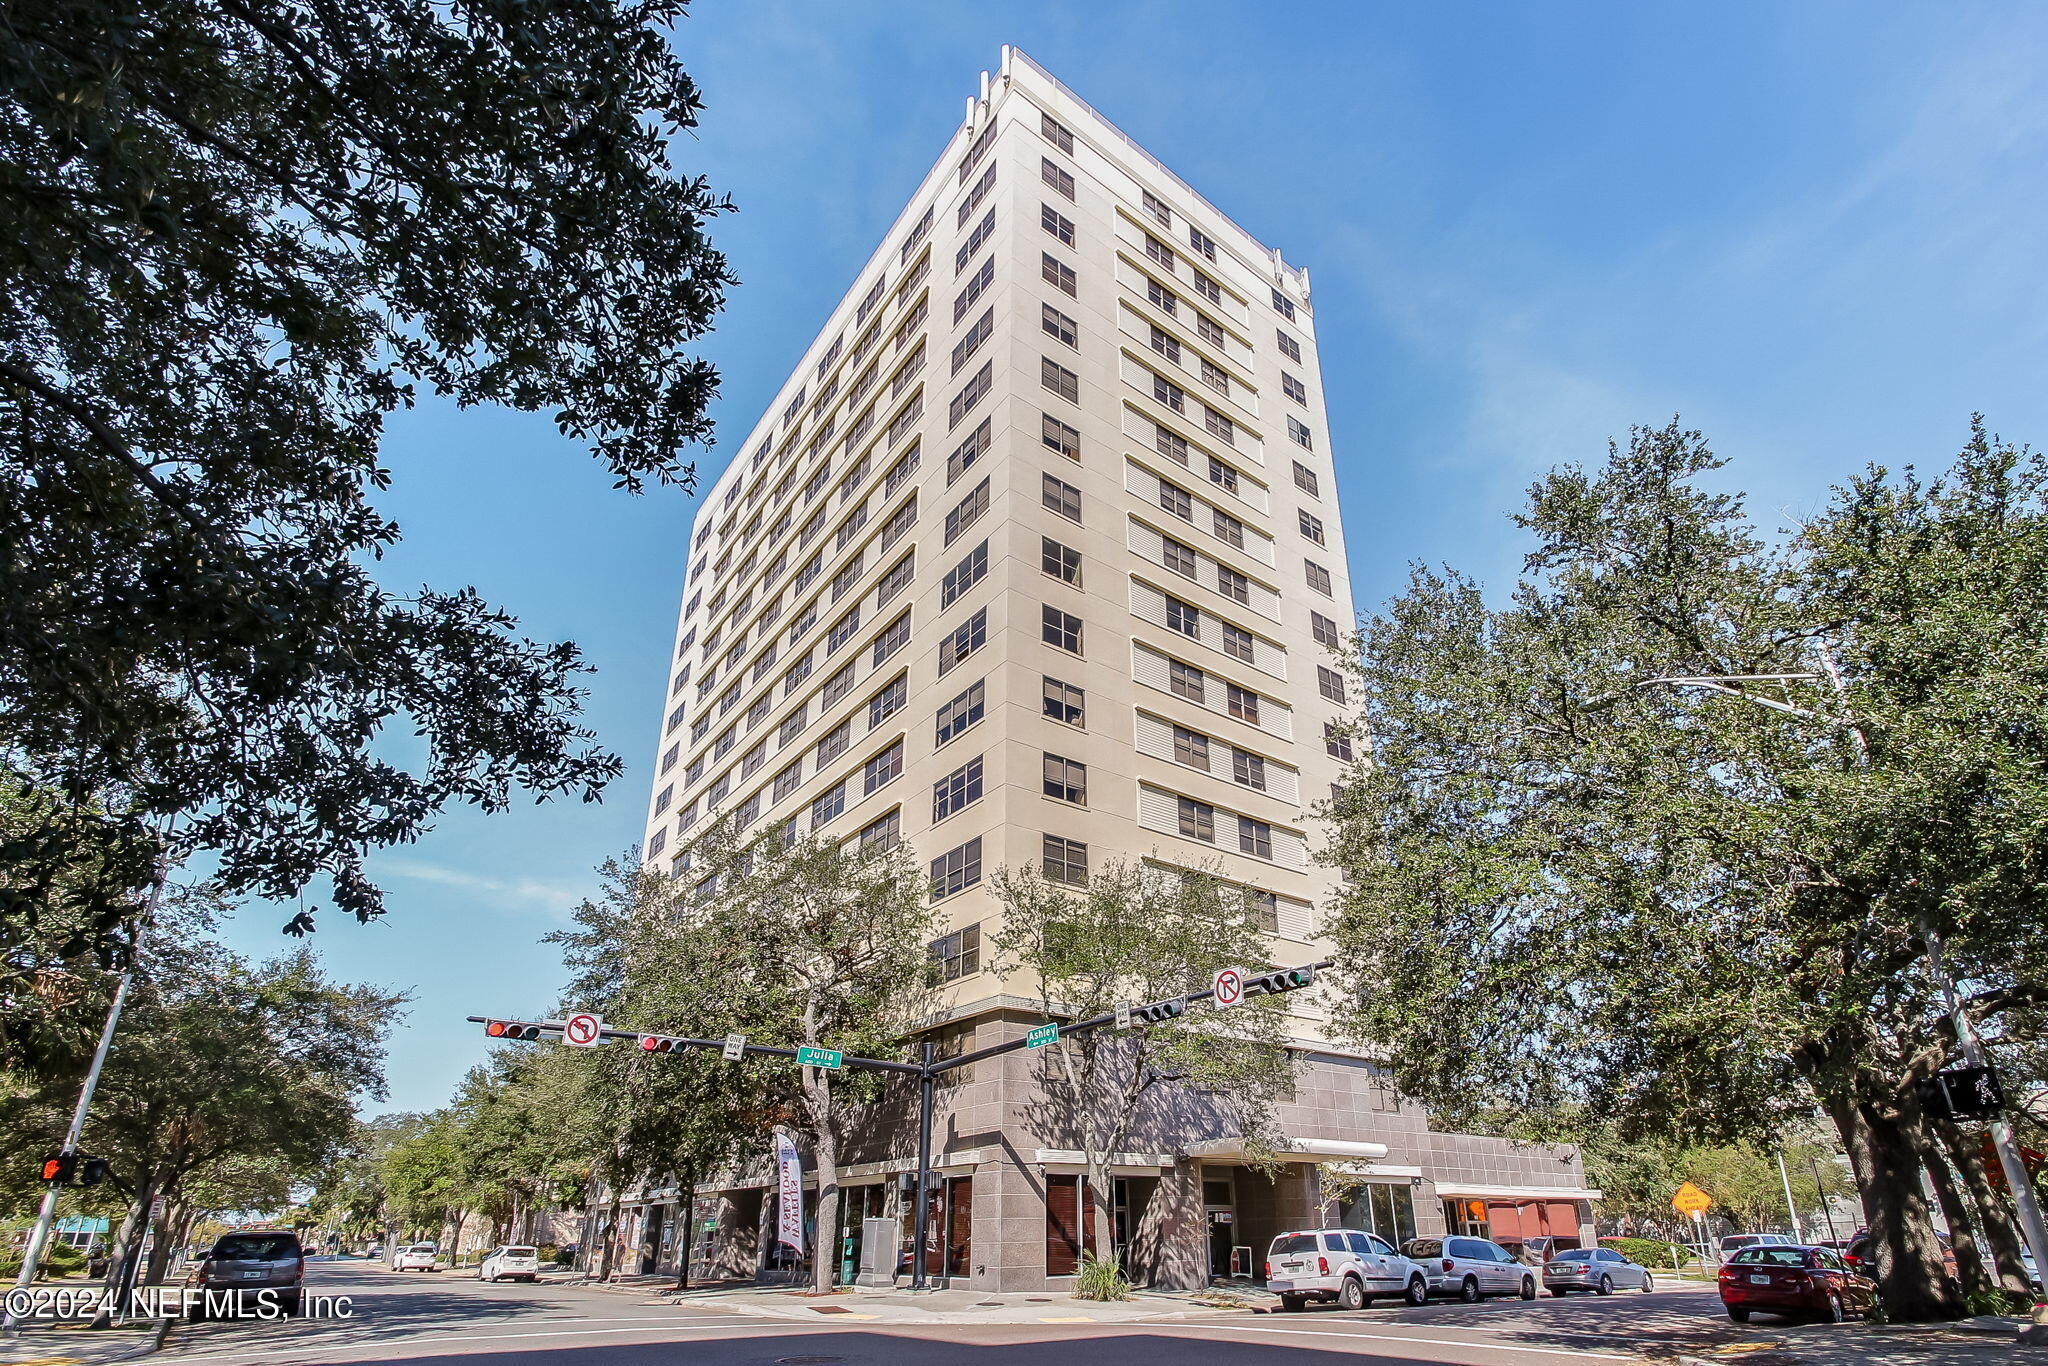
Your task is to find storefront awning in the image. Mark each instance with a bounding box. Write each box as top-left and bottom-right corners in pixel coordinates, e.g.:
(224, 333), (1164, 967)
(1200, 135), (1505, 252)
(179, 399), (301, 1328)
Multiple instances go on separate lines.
(1431, 1183), (1604, 1201)
(1181, 1137), (1390, 1163)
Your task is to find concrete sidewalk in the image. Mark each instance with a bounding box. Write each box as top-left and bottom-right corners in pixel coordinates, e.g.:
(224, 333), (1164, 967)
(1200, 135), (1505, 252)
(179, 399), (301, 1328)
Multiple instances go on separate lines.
(1673, 1314), (2047, 1366)
(558, 1271), (1265, 1325)
(0, 1318), (171, 1366)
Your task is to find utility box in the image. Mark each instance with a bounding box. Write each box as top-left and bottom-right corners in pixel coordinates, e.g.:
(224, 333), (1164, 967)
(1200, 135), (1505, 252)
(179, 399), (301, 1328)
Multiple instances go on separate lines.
(855, 1218), (897, 1287)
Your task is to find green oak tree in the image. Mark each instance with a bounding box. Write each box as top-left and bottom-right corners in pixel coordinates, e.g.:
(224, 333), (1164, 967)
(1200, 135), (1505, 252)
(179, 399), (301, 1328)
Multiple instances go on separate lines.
(1323, 419), (2048, 1321)
(0, 0), (733, 947)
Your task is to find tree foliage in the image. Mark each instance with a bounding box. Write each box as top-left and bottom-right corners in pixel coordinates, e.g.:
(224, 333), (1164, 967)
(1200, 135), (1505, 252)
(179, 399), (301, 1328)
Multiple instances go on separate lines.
(1323, 418), (2048, 1320)
(0, 0), (733, 942)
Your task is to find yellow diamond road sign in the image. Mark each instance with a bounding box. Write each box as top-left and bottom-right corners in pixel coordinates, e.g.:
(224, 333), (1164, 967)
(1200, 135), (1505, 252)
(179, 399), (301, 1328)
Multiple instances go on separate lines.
(1672, 1181), (1712, 1215)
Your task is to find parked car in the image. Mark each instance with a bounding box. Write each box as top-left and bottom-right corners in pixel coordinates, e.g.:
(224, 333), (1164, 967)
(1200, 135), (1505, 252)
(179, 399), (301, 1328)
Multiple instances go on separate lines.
(1399, 1235), (1539, 1303)
(1719, 1244), (1875, 1322)
(393, 1242), (441, 1272)
(1265, 1229), (1429, 1312)
(1505, 1235), (1582, 1266)
(1840, 1231), (1960, 1280)
(186, 1229), (304, 1316)
(1717, 1233), (1794, 1257)
(477, 1245), (542, 1283)
(365, 1241), (384, 1260)
(1543, 1246), (1654, 1296)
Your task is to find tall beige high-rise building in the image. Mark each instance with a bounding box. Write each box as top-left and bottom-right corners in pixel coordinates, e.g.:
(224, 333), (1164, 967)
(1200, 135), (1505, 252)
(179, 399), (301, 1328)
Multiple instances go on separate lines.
(629, 48), (1594, 1293)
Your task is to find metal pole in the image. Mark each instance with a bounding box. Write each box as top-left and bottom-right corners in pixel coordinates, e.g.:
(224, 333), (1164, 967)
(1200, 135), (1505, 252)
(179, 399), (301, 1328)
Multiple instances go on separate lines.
(1810, 1157), (1841, 1243)
(910, 1041), (934, 1292)
(1776, 1151), (1802, 1242)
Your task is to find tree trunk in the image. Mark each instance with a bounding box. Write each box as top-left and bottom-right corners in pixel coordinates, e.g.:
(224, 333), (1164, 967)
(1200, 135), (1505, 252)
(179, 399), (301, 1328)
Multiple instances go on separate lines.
(1823, 1088), (1960, 1321)
(1918, 1130), (1993, 1299)
(1087, 1157), (1115, 1269)
(144, 1190), (186, 1286)
(804, 1065), (838, 1295)
(674, 1167), (695, 1290)
(1935, 1116), (2033, 1296)
(90, 1166), (159, 1329)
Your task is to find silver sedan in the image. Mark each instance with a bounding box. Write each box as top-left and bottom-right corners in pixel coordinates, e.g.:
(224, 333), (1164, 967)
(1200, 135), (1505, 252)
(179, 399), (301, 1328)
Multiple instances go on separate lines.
(1543, 1246), (1653, 1295)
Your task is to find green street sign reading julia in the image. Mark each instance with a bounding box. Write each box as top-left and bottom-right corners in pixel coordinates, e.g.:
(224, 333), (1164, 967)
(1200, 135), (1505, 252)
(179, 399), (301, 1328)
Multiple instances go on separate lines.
(1025, 1023), (1060, 1050)
(797, 1045), (843, 1070)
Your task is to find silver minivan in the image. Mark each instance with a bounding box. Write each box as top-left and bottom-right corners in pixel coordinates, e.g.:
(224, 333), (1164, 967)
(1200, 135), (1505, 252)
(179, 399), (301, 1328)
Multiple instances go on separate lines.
(1400, 1235), (1537, 1302)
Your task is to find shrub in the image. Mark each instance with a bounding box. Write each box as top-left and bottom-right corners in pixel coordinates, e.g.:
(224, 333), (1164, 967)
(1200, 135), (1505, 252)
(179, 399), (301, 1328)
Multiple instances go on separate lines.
(1072, 1250), (1132, 1302)
(1605, 1237), (1688, 1269)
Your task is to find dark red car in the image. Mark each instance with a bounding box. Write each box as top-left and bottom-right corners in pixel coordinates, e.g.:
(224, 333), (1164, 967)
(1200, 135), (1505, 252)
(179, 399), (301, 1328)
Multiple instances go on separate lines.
(1719, 1244), (1876, 1322)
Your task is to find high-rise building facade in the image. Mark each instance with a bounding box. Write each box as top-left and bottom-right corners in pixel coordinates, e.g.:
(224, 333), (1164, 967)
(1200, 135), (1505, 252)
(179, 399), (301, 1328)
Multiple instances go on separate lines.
(630, 48), (1594, 1292)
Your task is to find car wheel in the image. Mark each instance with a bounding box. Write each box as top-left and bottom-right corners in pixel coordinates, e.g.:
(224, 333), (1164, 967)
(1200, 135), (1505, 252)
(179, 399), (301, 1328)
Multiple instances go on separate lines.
(1822, 1293), (1844, 1323)
(1278, 1294), (1306, 1312)
(1550, 1288), (1570, 1297)
(1596, 1275), (1614, 1296)
(1405, 1276), (1428, 1307)
(1641, 1272), (1654, 1293)
(1520, 1277), (1537, 1300)
(1459, 1276), (1481, 1304)
(1728, 1306), (1751, 1323)
(1338, 1276), (1366, 1311)
(280, 1291), (302, 1315)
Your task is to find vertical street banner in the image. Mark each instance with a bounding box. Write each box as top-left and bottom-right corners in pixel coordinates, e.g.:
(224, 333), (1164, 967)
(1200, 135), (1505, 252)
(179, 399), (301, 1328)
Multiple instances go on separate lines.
(774, 1129), (804, 1256)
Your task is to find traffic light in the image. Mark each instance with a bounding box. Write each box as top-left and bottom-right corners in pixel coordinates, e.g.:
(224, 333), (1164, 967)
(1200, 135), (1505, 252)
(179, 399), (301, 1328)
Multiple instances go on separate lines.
(484, 1019), (543, 1041)
(39, 1153), (76, 1186)
(1243, 964), (1316, 998)
(638, 1034), (682, 1053)
(77, 1157), (110, 1188)
(1129, 996), (1186, 1026)
(1917, 1065), (2005, 1119)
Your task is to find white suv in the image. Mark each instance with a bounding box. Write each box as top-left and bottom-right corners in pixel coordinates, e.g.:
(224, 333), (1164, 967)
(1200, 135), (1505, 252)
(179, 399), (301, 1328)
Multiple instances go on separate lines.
(477, 1245), (541, 1283)
(1265, 1229), (1429, 1312)
(393, 1242), (440, 1272)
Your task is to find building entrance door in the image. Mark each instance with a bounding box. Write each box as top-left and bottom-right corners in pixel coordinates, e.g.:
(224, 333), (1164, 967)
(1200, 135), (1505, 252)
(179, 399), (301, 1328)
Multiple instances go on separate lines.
(1203, 1176), (1236, 1279)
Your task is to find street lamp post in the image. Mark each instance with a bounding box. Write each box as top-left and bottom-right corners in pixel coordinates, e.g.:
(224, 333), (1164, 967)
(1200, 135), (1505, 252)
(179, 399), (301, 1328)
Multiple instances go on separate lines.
(1626, 669), (2048, 1289)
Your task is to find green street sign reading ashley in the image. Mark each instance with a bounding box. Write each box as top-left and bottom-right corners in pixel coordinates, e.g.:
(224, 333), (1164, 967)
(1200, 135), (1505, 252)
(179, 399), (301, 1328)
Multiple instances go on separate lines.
(796, 1045), (843, 1070)
(1025, 1023), (1060, 1050)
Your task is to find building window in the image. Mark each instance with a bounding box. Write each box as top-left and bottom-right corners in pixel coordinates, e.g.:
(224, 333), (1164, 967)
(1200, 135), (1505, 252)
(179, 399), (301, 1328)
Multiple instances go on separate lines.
(811, 781), (846, 829)
(1141, 189), (1170, 227)
(1221, 622), (1255, 664)
(957, 163), (995, 227)
(1155, 425), (1189, 465)
(821, 660), (857, 707)
(953, 257), (994, 323)
(952, 308), (995, 374)
(1293, 460), (1319, 496)
(1043, 536), (1082, 586)
(1158, 480), (1193, 522)
(1146, 276), (1178, 318)
(939, 608), (988, 676)
(1204, 407), (1235, 446)
(1041, 251), (1077, 296)
(871, 613), (910, 666)
(1232, 749), (1267, 791)
(1227, 683), (1261, 725)
(931, 838), (982, 901)
(1144, 233), (1176, 273)
(933, 755), (984, 821)
(661, 742), (681, 775)
(947, 417), (991, 485)
(1043, 835), (1089, 886)
(1212, 509), (1245, 549)
(654, 783), (673, 814)
(1197, 313), (1228, 349)
(647, 827), (666, 859)
(1041, 156), (1076, 201)
(1162, 536), (1198, 579)
(1283, 373), (1308, 405)
(1276, 329), (1301, 362)
(826, 605), (861, 655)
(863, 739), (904, 794)
(1188, 225), (1217, 261)
(936, 680), (986, 744)
(1041, 413), (1080, 461)
(1178, 797), (1215, 843)
(1191, 271), (1221, 305)
(1043, 753), (1087, 805)
(1207, 456), (1238, 494)
(1245, 887), (1279, 933)
(1041, 203), (1075, 246)
(1164, 596), (1200, 637)
(1239, 817), (1274, 859)
(1173, 725), (1210, 769)
(1169, 659), (1206, 703)
(1042, 604), (1083, 653)
(1311, 611), (1341, 648)
(784, 653), (815, 699)
(773, 760), (804, 803)
(1149, 325), (1182, 364)
(944, 477), (990, 546)
(1305, 560), (1333, 596)
(1318, 665), (1348, 704)
(1041, 302), (1077, 348)
(1325, 722), (1354, 761)
(876, 554), (915, 609)
(956, 207), (996, 274)
(1217, 565), (1250, 605)
(816, 718), (852, 766)
(1199, 356), (1229, 396)
(1289, 415), (1315, 451)
(941, 540), (989, 607)
(1041, 356), (1079, 404)
(1042, 676), (1085, 726)
(948, 361), (992, 429)
(1271, 287), (1296, 320)
(1153, 374), (1185, 414)
(859, 807), (901, 851)
(830, 554), (866, 605)
(1043, 473), (1083, 523)
(930, 921), (981, 980)
(1040, 112), (1074, 152)
(1299, 510), (1326, 545)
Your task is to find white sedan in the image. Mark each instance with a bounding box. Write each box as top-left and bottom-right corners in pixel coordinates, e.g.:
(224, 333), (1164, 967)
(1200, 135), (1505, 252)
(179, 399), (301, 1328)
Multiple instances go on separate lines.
(477, 1245), (542, 1283)
(393, 1243), (441, 1271)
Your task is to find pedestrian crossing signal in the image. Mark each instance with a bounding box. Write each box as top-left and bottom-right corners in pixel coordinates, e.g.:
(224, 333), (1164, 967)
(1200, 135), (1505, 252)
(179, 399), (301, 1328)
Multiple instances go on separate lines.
(78, 1157), (109, 1187)
(484, 1019), (543, 1041)
(39, 1153), (75, 1185)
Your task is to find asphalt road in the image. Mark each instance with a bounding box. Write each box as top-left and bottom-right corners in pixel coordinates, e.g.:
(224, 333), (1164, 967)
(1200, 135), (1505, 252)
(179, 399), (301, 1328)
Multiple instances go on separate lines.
(153, 1258), (1743, 1366)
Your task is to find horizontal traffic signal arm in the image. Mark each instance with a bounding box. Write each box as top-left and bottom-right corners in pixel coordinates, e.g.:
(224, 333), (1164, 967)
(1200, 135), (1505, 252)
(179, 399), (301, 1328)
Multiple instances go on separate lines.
(930, 959), (1329, 1077)
(466, 1017), (921, 1076)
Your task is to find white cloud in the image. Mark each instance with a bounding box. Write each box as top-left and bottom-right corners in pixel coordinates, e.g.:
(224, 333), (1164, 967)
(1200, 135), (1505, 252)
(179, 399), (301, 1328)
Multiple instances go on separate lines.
(376, 858), (584, 920)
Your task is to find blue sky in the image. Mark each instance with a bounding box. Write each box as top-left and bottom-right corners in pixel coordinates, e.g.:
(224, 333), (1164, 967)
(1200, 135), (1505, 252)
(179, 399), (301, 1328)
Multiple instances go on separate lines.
(209, 2), (2048, 1114)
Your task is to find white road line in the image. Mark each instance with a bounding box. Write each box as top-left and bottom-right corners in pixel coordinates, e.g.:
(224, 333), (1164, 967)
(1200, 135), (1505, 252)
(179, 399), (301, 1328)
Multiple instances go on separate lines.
(1138, 1320), (1635, 1360)
(164, 1317), (793, 1363)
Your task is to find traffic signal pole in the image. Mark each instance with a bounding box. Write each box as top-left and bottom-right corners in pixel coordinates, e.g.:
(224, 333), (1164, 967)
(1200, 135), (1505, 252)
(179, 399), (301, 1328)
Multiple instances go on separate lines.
(471, 957), (1327, 1293)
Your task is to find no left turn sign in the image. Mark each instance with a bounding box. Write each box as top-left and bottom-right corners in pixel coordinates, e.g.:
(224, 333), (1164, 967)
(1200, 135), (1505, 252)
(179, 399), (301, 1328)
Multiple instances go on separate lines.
(1212, 967), (1245, 1009)
(562, 1012), (606, 1047)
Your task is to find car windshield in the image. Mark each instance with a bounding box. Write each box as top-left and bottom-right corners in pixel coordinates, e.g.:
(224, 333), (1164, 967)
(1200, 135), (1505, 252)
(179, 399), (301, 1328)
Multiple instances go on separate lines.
(1401, 1238), (1443, 1259)
(505, 1247), (537, 1257)
(1730, 1247), (1808, 1267)
(212, 1234), (296, 1261)
(1270, 1234), (1318, 1255)
(408, 1244), (436, 1253)
(1552, 1249), (1595, 1262)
